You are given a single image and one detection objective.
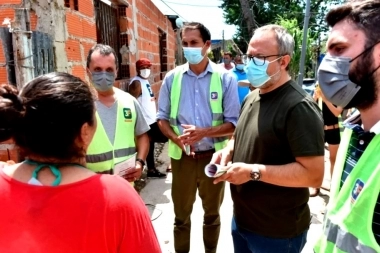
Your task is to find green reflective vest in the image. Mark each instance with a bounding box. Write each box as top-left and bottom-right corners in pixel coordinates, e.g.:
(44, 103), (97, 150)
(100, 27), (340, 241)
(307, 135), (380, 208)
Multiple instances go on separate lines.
(168, 67), (228, 160)
(314, 128), (380, 253)
(86, 89), (136, 173)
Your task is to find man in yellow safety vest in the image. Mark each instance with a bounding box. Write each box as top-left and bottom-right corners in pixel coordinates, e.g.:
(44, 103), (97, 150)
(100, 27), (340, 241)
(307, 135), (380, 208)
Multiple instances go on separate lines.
(85, 44), (150, 184)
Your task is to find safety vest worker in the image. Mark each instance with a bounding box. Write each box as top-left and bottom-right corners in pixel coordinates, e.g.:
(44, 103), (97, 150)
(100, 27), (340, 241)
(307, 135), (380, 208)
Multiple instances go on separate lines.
(168, 68), (228, 159)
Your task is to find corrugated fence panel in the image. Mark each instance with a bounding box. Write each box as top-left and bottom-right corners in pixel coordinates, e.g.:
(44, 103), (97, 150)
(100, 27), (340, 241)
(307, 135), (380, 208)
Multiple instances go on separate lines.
(0, 27), (16, 85)
(32, 31), (54, 77)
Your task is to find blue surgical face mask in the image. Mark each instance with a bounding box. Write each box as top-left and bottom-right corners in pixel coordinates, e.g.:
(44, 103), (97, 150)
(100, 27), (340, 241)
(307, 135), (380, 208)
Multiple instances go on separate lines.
(91, 71), (115, 91)
(245, 57), (281, 88)
(236, 64), (245, 71)
(183, 46), (205, 65)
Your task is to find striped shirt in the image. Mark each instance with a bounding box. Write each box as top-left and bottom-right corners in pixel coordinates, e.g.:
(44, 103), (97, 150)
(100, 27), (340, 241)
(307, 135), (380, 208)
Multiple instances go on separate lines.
(341, 119), (380, 245)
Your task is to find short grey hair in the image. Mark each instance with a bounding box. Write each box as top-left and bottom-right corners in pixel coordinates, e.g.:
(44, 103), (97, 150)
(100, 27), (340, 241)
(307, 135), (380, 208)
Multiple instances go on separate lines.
(86, 44), (119, 69)
(253, 25), (294, 57)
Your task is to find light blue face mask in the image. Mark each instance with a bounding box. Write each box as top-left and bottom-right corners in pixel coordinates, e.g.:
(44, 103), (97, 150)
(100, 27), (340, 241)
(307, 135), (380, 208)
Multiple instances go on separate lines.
(183, 46), (205, 65)
(245, 57), (281, 88)
(91, 71), (115, 91)
(236, 64), (245, 71)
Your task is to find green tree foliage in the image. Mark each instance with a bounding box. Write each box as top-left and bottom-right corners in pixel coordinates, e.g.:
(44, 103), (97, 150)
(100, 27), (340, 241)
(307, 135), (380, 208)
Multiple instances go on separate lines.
(220, 0), (345, 54)
(208, 50), (215, 62)
(276, 17), (314, 79)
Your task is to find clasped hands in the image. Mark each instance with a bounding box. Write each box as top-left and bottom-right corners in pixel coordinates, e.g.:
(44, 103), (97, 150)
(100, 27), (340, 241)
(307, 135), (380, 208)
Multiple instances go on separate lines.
(176, 124), (206, 155)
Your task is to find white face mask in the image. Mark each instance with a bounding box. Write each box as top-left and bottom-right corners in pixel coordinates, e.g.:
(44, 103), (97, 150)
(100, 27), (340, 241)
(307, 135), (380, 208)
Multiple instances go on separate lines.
(140, 69), (151, 79)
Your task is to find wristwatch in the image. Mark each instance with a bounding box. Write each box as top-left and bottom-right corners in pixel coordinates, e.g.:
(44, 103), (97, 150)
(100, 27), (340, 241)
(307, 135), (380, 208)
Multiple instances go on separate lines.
(135, 158), (145, 167)
(250, 166), (261, 181)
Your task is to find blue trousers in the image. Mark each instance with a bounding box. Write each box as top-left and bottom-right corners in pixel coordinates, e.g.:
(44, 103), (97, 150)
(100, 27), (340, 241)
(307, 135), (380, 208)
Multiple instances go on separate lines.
(231, 216), (307, 253)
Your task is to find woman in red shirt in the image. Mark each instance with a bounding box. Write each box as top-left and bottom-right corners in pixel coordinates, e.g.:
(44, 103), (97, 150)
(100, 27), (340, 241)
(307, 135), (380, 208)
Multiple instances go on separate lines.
(0, 72), (161, 253)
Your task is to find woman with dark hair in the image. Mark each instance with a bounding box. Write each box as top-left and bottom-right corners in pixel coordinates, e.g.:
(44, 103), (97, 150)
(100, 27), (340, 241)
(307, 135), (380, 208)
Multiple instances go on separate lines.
(0, 72), (161, 253)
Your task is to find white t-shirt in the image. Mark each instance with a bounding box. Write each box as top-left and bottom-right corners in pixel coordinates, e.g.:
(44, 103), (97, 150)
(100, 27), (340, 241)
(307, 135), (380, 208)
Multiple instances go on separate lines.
(129, 76), (157, 125)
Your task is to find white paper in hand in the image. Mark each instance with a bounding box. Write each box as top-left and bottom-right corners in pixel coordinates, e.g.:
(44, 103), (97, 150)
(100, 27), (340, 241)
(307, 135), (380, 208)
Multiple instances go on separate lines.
(184, 144), (190, 155)
(205, 164), (227, 178)
(114, 152), (137, 177)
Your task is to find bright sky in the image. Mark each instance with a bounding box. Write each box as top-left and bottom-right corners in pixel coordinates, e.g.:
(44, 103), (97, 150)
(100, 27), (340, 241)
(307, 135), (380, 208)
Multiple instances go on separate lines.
(151, 0), (237, 40)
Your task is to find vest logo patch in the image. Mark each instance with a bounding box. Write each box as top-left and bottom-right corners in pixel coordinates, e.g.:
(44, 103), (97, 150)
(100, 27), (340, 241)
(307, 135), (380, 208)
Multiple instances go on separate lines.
(123, 108), (132, 122)
(351, 179), (364, 203)
(211, 92), (218, 100)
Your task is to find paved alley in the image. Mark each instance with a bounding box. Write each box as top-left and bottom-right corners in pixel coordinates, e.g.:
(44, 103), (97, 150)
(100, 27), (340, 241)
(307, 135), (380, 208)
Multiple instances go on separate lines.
(141, 143), (331, 253)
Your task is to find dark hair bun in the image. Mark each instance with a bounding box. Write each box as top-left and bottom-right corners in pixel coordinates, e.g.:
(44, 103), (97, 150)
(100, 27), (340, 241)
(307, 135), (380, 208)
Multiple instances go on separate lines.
(0, 84), (22, 142)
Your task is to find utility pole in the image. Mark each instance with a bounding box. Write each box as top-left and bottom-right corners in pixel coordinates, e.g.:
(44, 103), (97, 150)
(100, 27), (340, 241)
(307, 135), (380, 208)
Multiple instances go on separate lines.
(11, 8), (34, 90)
(297, 0), (311, 86)
(222, 30), (225, 52)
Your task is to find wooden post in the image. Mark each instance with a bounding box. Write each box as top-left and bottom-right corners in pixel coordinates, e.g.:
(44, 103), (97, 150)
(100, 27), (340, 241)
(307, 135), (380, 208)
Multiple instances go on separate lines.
(8, 8), (34, 162)
(11, 8), (34, 90)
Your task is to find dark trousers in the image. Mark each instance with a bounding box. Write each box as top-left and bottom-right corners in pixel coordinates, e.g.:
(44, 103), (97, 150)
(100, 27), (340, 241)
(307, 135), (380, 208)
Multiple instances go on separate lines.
(232, 217), (308, 253)
(171, 154), (225, 253)
(146, 122), (168, 170)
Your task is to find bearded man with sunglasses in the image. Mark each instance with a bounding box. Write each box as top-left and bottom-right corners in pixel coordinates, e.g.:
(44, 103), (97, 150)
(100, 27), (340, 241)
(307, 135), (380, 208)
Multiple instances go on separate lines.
(211, 24), (325, 253)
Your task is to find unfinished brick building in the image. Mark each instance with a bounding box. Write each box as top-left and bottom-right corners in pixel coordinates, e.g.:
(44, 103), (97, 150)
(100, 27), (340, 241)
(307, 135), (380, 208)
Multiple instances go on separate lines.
(0, 0), (178, 161)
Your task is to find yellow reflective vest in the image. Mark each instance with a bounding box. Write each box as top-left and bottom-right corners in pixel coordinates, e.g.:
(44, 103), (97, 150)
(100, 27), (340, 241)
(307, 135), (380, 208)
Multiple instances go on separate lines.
(314, 129), (380, 253)
(168, 67), (228, 160)
(86, 88), (136, 173)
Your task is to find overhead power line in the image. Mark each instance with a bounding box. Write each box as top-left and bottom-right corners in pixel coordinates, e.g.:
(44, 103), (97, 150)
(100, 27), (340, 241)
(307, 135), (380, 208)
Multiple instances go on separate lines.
(162, 1), (220, 8)
(159, 0), (188, 21)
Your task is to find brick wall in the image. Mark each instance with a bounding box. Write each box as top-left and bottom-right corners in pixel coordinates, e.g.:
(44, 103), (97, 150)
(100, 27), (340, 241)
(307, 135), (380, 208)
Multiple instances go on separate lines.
(0, 0), (97, 161)
(0, 0), (177, 162)
(64, 4), (96, 82)
(123, 0), (176, 96)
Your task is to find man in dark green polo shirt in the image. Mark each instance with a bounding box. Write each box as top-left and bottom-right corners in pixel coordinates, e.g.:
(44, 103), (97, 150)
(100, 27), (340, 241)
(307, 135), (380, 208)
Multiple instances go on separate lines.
(211, 24), (325, 253)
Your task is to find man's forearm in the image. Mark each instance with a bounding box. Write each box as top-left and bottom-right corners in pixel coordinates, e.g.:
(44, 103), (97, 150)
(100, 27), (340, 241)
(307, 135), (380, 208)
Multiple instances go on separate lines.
(258, 156), (324, 188)
(203, 122), (235, 138)
(157, 119), (184, 150)
(135, 133), (149, 160)
(157, 119), (178, 141)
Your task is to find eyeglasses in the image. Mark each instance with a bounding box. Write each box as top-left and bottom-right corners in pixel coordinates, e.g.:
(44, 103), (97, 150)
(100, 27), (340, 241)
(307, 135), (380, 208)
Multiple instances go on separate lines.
(243, 54), (283, 66)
